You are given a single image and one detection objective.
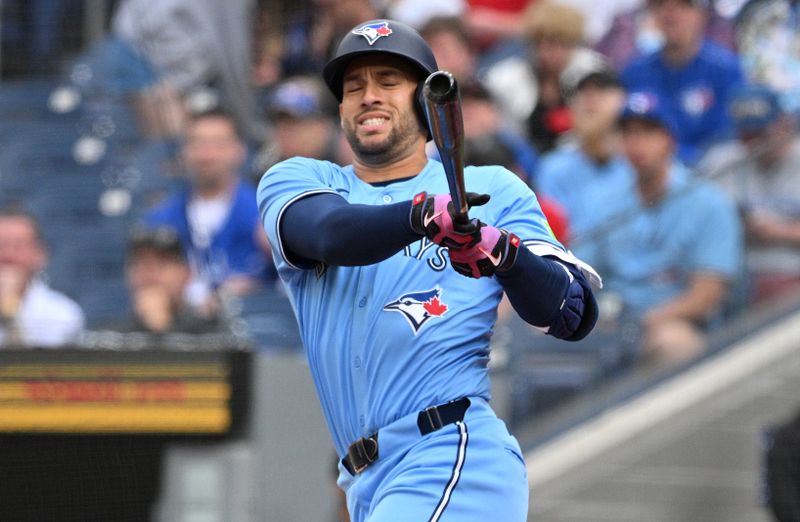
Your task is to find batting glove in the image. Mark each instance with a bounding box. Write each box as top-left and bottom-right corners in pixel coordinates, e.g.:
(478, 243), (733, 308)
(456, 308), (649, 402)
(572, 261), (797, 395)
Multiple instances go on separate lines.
(448, 225), (520, 278)
(409, 192), (489, 249)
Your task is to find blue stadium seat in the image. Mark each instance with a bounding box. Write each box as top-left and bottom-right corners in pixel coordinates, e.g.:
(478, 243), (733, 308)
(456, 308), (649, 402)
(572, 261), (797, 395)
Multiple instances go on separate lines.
(72, 277), (130, 328)
(45, 220), (129, 297)
(0, 79), (76, 121)
(231, 290), (302, 351)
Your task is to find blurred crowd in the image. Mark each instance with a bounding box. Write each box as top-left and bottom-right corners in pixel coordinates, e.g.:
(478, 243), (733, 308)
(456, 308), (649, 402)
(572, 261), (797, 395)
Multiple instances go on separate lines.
(0, 0), (799, 393)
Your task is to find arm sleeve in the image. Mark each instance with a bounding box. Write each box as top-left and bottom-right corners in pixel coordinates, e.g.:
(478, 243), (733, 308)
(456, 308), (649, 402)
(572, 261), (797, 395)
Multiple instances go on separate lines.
(477, 166), (600, 340)
(496, 248), (599, 341)
(280, 193), (421, 266)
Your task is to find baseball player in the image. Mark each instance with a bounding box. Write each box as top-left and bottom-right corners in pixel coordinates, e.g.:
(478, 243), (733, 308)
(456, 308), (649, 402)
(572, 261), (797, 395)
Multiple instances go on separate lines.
(257, 19), (601, 522)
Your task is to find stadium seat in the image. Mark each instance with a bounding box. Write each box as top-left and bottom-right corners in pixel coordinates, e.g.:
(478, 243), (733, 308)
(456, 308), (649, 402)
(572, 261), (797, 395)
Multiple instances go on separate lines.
(230, 290), (302, 352)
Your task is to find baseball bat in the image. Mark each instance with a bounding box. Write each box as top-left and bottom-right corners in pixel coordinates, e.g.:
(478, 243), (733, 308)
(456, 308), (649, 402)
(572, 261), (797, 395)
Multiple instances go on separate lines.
(422, 71), (469, 228)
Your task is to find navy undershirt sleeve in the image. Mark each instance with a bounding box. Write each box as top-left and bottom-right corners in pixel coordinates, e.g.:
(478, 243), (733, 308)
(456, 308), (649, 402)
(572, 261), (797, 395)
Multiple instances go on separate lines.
(495, 247), (570, 327)
(280, 192), (421, 266)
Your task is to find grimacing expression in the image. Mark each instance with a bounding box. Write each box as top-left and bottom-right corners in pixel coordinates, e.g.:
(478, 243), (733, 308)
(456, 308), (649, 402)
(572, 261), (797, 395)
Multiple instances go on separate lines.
(339, 55), (425, 165)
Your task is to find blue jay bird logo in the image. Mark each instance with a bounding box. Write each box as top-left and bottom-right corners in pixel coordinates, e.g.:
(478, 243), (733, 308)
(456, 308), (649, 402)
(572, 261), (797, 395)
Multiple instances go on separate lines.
(383, 287), (448, 334)
(352, 21), (393, 46)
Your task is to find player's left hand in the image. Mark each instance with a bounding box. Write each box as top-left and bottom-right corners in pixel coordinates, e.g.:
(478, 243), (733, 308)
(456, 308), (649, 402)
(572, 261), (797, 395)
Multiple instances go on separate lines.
(409, 192), (490, 249)
(448, 225), (520, 278)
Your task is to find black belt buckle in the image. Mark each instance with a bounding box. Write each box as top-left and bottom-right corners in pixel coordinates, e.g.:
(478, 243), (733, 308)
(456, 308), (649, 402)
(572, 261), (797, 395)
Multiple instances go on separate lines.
(345, 433), (378, 474)
(417, 398), (471, 436)
(422, 405), (445, 432)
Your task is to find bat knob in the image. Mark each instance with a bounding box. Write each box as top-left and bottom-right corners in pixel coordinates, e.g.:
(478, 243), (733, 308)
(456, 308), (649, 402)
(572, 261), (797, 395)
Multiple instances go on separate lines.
(423, 71), (458, 104)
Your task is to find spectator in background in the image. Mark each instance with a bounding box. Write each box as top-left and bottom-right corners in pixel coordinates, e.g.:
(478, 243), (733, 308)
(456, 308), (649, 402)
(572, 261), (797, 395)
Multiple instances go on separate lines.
(537, 63), (634, 251)
(583, 92), (742, 366)
(464, 134), (570, 245)
(595, 0), (737, 70)
(0, 208), (84, 347)
(110, 227), (229, 334)
(459, 81), (539, 182)
(420, 16), (478, 83)
(621, 0), (744, 166)
(463, 0), (533, 51)
(108, 0), (261, 140)
(699, 84), (800, 303)
(145, 109), (272, 311)
(273, 0), (379, 80)
(255, 75), (340, 176)
(734, 0), (800, 114)
(382, 0), (465, 30)
(483, 1), (606, 153)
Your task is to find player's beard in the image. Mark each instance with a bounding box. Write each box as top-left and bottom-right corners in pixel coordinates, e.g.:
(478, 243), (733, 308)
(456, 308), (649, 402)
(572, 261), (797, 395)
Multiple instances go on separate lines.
(343, 109), (423, 166)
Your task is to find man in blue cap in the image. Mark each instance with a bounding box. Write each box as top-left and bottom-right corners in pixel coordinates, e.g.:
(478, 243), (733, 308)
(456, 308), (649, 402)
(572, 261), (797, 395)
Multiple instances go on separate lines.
(580, 90), (742, 366)
(700, 84), (800, 303)
(621, 0), (744, 166)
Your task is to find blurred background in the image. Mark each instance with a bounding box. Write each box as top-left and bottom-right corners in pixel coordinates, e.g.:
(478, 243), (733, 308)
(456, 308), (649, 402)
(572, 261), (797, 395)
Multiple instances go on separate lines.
(0, 0), (798, 520)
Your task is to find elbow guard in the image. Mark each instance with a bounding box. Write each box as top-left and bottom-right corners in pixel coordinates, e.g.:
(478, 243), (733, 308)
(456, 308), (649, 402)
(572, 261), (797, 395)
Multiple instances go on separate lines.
(546, 264), (599, 341)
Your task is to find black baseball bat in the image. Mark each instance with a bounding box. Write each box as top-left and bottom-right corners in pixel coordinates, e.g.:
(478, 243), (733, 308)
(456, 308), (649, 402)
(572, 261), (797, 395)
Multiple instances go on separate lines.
(422, 71), (469, 227)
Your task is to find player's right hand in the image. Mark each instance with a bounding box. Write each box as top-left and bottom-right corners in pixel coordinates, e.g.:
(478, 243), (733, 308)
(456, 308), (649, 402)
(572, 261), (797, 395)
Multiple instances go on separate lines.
(409, 192), (489, 249)
(448, 225), (520, 278)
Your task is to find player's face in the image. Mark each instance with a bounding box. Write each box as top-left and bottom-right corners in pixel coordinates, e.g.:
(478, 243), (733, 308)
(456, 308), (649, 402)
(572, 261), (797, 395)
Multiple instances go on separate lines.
(182, 117), (245, 189)
(0, 217), (45, 282)
(621, 119), (674, 177)
(339, 55), (426, 165)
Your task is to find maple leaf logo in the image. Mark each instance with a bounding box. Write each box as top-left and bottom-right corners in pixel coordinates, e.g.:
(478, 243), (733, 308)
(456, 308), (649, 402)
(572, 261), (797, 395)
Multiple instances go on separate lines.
(423, 297), (448, 317)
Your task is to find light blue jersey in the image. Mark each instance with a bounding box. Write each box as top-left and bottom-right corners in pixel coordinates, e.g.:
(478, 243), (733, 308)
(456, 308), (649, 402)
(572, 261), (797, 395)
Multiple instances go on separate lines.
(536, 145), (635, 241)
(585, 168), (742, 316)
(258, 157), (562, 457)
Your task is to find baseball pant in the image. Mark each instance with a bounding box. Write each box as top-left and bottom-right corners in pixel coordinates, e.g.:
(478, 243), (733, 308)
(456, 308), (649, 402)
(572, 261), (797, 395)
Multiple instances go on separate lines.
(337, 397), (529, 522)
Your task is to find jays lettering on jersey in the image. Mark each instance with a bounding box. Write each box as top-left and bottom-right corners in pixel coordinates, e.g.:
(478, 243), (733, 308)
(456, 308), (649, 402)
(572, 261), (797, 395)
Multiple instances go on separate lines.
(257, 157), (566, 455)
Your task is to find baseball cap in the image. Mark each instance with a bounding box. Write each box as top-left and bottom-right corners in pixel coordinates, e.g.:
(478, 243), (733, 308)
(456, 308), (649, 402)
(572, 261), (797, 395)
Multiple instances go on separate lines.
(619, 91), (679, 136)
(127, 227), (185, 261)
(560, 55), (620, 98)
(267, 77), (329, 120)
(729, 84), (782, 133)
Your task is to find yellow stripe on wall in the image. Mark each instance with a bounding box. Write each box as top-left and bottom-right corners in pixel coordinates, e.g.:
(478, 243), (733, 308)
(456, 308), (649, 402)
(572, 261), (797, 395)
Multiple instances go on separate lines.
(0, 364), (227, 379)
(0, 404), (231, 433)
(0, 381), (230, 401)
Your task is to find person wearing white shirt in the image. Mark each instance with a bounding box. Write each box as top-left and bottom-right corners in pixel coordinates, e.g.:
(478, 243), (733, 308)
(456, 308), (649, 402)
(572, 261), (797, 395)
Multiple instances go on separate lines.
(0, 208), (84, 347)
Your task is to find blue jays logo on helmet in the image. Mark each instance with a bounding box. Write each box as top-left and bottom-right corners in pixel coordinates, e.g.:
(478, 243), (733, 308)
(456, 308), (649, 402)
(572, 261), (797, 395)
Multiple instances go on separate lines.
(352, 21), (393, 46)
(383, 287), (448, 334)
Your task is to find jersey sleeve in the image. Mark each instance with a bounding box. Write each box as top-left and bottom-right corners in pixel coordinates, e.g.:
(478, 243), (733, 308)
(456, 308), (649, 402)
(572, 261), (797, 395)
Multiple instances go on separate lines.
(257, 157), (339, 271)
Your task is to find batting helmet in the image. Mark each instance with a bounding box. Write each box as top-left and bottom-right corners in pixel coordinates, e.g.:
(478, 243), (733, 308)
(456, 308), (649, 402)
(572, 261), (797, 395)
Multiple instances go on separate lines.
(322, 19), (438, 130)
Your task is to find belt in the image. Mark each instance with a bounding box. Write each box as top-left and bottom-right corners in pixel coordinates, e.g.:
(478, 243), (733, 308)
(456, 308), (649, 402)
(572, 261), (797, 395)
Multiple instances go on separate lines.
(342, 397), (471, 475)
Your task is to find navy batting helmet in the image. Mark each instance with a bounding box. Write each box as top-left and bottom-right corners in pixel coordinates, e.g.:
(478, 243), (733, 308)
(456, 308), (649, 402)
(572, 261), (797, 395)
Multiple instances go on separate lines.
(322, 20), (438, 132)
